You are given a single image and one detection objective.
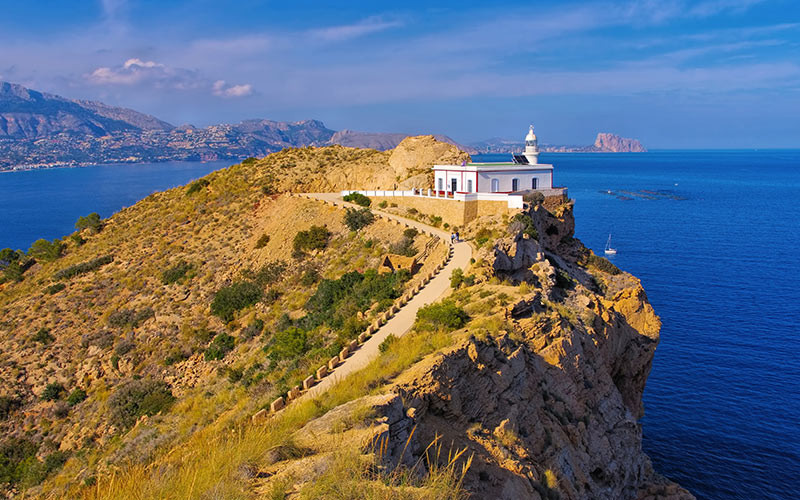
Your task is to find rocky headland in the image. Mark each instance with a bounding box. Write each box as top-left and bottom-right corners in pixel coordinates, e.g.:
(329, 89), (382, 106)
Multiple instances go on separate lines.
(0, 136), (685, 499)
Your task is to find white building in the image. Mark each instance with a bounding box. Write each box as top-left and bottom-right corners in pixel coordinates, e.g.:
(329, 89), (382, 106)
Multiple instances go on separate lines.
(433, 125), (554, 194)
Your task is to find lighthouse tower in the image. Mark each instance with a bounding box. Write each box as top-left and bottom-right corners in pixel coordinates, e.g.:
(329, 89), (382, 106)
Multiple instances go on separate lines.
(524, 125), (540, 164)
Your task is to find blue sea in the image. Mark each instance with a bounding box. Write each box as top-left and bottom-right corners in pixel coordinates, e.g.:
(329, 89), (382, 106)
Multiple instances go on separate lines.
(1, 152), (799, 499)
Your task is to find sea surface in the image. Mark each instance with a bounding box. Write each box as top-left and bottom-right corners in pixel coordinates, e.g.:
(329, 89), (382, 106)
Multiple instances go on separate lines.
(0, 161), (230, 251)
(2, 152), (800, 499)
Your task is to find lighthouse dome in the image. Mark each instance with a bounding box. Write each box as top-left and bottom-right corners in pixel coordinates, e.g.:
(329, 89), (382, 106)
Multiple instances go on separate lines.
(525, 125), (537, 142)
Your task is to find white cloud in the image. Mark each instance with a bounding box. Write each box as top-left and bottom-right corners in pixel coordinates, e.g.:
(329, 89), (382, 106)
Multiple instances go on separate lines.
(212, 80), (253, 98)
(309, 17), (403, 42)
(87, 59), (252, 97)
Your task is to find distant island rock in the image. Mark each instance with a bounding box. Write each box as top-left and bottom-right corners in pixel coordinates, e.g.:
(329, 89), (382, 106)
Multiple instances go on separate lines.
(469, 132), (647, 154)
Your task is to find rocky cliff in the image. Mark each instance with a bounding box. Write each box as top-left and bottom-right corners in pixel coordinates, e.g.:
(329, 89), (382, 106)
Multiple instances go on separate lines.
(251, 198), (691, 499)
(593, 133), (647, 153)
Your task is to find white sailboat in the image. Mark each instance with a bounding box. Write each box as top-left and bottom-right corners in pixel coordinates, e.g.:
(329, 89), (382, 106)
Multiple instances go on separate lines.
(604, 234), (617, 255)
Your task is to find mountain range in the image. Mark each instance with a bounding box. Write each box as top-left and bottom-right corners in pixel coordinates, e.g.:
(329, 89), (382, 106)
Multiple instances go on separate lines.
(0, 81), (645, 170)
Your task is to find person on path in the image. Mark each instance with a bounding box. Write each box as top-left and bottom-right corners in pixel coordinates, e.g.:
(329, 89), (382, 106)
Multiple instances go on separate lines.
(455, 231), (460, 242)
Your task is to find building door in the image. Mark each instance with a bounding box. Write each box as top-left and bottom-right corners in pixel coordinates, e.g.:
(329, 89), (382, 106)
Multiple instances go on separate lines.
(491, 178), (499, 192)
(512, 178), (519, 191)
(531, 177), (538, 189)
(451, 178), (457, 193)
(466, 180), (473, 192)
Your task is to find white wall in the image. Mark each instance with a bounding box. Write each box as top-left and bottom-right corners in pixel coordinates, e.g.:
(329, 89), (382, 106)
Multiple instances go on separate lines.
(477, 170), (552, 192)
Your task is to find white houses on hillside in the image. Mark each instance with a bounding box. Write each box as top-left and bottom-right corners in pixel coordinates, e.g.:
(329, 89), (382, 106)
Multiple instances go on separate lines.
(433, 125), (554, 194)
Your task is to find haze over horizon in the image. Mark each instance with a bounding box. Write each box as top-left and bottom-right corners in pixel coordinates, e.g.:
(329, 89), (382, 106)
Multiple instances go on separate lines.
(1, 0), (798, 149)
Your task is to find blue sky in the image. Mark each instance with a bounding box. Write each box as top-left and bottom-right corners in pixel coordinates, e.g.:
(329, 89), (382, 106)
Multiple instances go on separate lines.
(1, 0), (798, 148)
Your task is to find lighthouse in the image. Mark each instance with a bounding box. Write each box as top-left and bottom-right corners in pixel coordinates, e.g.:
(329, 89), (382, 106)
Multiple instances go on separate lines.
(524, 125), (539, 164)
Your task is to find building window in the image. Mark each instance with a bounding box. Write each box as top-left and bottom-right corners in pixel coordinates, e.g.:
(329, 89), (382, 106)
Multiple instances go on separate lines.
(437, 178), (443, 191)
(491, 178), (499, 192)
(451, 178), (457, 193)
(512, 178), (519, 191)
(531, 177), (538, 189)
(466, 180), (473, 192)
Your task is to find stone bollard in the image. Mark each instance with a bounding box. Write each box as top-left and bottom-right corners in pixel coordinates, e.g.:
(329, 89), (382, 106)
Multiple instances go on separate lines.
(316, 365), (328, 380)
(358, 332), (368, 343)
(339, 347), (350, 363)
(349, 339), (358, 351)
(392, 304), (399, 314)
(288, 386), (301, 401)
(303, 375), (315, 390)
(366, 325), (375, 335)
(328, 357), (339, 371)
(252, 408), (268, 423)
(270, 397), (285, 413)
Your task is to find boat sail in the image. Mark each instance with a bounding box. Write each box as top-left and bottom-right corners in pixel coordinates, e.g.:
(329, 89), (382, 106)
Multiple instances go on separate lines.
(604, 234), (617, 255)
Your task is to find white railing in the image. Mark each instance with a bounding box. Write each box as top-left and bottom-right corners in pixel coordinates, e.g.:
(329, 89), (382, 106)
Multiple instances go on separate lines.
(341, 189), (530, 209)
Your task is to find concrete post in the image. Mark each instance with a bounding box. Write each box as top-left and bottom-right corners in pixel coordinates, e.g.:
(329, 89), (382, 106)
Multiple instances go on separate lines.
(252, 409), (268, 422)
(328, 357), (339, 370)
(348, 339), (358, 351)
(339, 347), (350, 362)
(303, 376), (315, 390)
(358, 332), (368, 343)
(270, 397), (285, 412)
(316, 365), (328, 380)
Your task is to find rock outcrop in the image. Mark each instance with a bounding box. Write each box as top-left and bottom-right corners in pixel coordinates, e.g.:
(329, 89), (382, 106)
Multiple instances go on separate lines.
(593, 133), (647, 153)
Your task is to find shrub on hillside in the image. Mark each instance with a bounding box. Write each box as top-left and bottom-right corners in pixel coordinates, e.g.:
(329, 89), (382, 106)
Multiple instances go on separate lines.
(0, 438), (63, 487)
(509, 213), (538, 239)
(31, 328), (55, 345)
(391, 236), (417, 257)
(240, 319), (264, 340)
(300, 268), (320, 286)
(293, 226), (331, 255)
(211, 281), (262, 322)
(41, 383), (65, 402)
(185, 178), (210, 195)
(450, 268), (475, 289)
(343, 192), (372, 207)
(0, 396), (21, 421)
(75, 212), (104, 233)
(586, 253), (622, 275)
(108, 379), (175, 429)
(343, 207), (375, 231)
(416, 301), (469, 331)
(254, 233), (271, 249)
(28, 239), (64, 262)
(267, 327), (308, 361)
(379, 334), (398, 353)
(108, 307), (154, 329)
(204, 333), (236, 361)
(523, 191), (545, 205)
(242, 260), (287, 287)
(54, 255), (113, 280)
(160, 260), (194, 285)
(66, 388), (87, 406)
(44, 283), (66, 295)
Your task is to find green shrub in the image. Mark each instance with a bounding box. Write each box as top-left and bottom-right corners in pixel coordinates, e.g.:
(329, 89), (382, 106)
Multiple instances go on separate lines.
(523, 191), (545, 205)
(242, 261), (287, 287)
(510, 213), (538, 239)
(0, 396), (21, 420)
(70, 234), (86, 246)
(268, 327), (308, 361)
(163, 349), (191, 366)
(44, 283), (66, 295)
(429, 215), (443, 227)
(108, 307), (154, 329)
(300, 268), (320, 286)
(379, 334), (398, 353)
(293, 226), (331, 254)
(450, 268), (475, 289)
(160, 260), (194, 284)
(186, 178), (210, 195)
(0, 438), (39, 487)
(254, 234), (271, 249)
(31, 327), (54, 344)
(41, 383), (65, 401)
(416, 301), (469, 330)
(343, 207), (375, 231)
(403, 228), (419, 239)
(0, 248), (21, 265)
(114, 340), (135, 356)
(75, 212), (104, 233)
(378, 200), (388, 208)
(54, 255), (113, 280)
(586, 253), (622, 275)
(28, 239), (64, 262)
(240, 319), (264, 340)
(66, 388), (87, 406)
(204, 333), (236, 361)
(391, 236), (417, 257)
(108, 379), (175, 429)
(343, 192), (372, 207)
(211, 281), (262, 322)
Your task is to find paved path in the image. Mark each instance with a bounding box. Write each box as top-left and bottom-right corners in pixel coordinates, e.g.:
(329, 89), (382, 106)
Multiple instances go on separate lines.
(298, 193), (472, 400)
